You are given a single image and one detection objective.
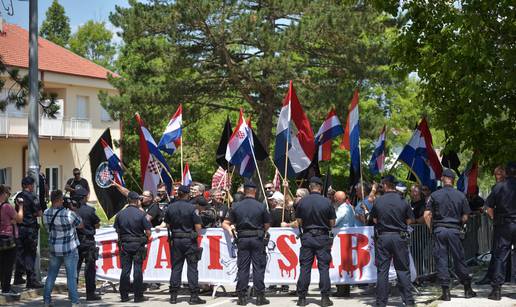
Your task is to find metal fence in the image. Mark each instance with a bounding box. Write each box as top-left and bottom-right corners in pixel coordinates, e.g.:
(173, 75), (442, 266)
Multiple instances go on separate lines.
(410, 214), (493, 278)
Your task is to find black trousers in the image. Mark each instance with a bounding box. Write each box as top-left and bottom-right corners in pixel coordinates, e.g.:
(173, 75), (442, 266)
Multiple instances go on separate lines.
(433, 227), (471, 286)
(375, 234), (414, 307)
(18, 226), (38, 284)
(170, 238), (199, 293)
(296, 233), (332, 297)
(119, 242), (145, 299)
(77, 242), (97, 296)
(491, 223), (516, 286)
(0, 247), (16, 292)
(236, 237), (266, 295)
(14, 237), (25, 279)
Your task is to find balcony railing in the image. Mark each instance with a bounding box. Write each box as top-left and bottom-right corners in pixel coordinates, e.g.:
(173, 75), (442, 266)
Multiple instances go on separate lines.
(0, 112), (91, 140)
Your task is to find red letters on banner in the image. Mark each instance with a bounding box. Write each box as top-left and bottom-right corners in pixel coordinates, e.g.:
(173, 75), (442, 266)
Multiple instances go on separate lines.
(277, 234), (298, 278)
(337, 233), (370, 279)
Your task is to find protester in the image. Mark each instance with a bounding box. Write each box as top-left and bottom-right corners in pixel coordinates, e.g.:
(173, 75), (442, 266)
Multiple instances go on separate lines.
(410, 184), (426, 224)
(493, 165), (506, 183)
(195, 197), (217, 228)
(43, 190), (83, 307)
(334, 191), (354, 228)
(210, 189), (229, 227)
(65, 168), (90, 199)
(354, 183), (373, 226)
(141, 190), (163, 227)
(0, 185), (22, 297)
(269, 192), (289, 227)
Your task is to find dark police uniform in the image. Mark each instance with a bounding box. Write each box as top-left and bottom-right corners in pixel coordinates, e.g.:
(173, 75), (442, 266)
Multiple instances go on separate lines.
(485, 169), (516, 300)
(295, 177), (336, 305)
(15, 177), (42, 287)
(164, 187), (205, 304)
(113, 196), (151, 302)
(225, 189), (271, 302)
(75, 189), (101, 300)
(425, 169), (474, 299)
(370, 189), (415, 307)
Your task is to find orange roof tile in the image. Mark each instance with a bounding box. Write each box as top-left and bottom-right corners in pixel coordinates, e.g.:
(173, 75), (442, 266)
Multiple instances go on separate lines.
(0, 23), (116, 80)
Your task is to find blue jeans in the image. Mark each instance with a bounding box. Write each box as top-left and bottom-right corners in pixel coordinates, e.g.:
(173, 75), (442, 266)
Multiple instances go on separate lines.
(44, 249), (79, 304)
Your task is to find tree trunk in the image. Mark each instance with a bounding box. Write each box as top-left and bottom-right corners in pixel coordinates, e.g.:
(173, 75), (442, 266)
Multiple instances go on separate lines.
(256, 90), (276, 183)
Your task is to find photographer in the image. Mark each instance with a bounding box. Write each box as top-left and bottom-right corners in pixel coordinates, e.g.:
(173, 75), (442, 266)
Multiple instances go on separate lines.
(73, 189), (101, 301)
(43, 190), (83, 307)
(195, 197), (217, 228)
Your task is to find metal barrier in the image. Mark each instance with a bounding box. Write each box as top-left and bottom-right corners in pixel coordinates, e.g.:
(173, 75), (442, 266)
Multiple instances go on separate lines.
(410, 213), (493, 278)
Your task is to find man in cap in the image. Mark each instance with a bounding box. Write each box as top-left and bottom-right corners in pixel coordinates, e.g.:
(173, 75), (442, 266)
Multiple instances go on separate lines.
(114, 191), (152, 302)
(424, 169), (476, 301)
(485, 162), (516, 300)
(295, 177), (336, 307)
(165, 185), (205, 304)
(223, 182), (271, 306)
(370, 175), (415, 307)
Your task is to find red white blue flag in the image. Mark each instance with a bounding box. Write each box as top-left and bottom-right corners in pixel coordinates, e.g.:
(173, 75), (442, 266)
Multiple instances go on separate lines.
(225, 109), (253, 167)
(369, 125), (386, 175)
(274, 81), (315, 178)
(315, 108), (344, 161)
(158, 104), (182, 155)
(341, 89), (361, 177)
(100, 138), (125, 186)
(457, 160), (478, 195)
(182, 162), (192, 186)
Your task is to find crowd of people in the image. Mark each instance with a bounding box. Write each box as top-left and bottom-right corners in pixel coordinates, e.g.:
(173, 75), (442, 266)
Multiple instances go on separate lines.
(0, 161), (513, 306)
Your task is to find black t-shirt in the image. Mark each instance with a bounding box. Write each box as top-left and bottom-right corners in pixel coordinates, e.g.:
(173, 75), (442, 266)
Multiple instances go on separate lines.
(67, 178), (90, 198)
(468, 195), (485, 212)
(164, 200), (202, 233)
(371, 191), (415, 232)
(114, 205), (152, 238)
(295, 192), (336, 231)
(426, 186), (471, 225)
(17, 190), (40, 227)
(212, 202), (229, 225)
(486, 177), (516, 217)
(411, 199), (426, 220)
(270, 207), (293, 227)
(226, 197), (271, 231)
(76, 202), (100, 237)
(144, 202), (162, 227)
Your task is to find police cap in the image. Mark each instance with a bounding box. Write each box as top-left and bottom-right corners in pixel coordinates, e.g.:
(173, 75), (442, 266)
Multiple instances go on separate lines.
(381, 174), (396, 185)
(127, 191), (140, 200)
(442, 168), (456, 179)
(244, 182), (257, 189)
(309, 176), (323, 185)
(196, 196), (209, 207)
(21, 176), (35, 186)
(178, 185), (190, 194)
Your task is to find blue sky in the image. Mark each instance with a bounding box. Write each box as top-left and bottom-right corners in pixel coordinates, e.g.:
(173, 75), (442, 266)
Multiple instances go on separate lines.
(2, 0), (129, 34)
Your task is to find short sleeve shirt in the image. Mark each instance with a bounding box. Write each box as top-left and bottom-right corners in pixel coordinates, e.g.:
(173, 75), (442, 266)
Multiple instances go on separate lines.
(76, 202), (100, 237)
(18, 190), (40, 227)
(486, 177), (516, 217)
(226, 197), (271, 231)
(43, 207), (82, 256)
(295, 192), (336, 231)
(0, 202), (17, 237)
(164, 200), (202, 232)
(114, 205), (152, 238)
(371, 191), (414, 232)
(67, 178), (90, 199)
(354, 198), (373, 226)
(425, 186), (471, 225)
(144, 203), (163, 227)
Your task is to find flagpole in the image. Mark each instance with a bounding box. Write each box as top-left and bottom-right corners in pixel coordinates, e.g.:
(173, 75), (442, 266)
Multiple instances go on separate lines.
(358, 137), (366, 203)
(268, 155), (295, 200)
(250, 141), (269, 212)
(119, 161), (143, 192)
(282, 134), (290, 223)
(180, 136), (184, 184)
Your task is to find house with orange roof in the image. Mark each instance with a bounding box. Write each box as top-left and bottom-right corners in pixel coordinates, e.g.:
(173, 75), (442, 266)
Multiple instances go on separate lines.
(0, 21), (121, 202)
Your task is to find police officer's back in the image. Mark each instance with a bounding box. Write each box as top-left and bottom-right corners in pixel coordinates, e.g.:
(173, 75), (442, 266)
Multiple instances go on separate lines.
(370, 175), (415, 307)
(223, 182), (271, 306)
(423, 169), (476, 301)
(164, 185), (205, 305)
(113, 191), (151, 303)
(485, 162), (516, 300)
(295, 177), (336, 307)
(74, 188), (101, 301)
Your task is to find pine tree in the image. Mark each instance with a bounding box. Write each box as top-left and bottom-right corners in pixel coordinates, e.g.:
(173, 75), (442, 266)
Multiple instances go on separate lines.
(40, 0), (71, 47)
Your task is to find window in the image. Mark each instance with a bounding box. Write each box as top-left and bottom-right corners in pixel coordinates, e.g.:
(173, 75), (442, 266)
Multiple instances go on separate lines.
(76, 96), (89, 119)
(0, 168), (11, 186)
(100, 106), (112, 121)
(45, 166), (60, 191)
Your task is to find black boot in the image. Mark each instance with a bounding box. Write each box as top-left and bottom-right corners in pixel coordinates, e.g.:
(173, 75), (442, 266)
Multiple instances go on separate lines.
(334, 285), (350, 297)
(297, 297), (307, 306)
(189, 294), (206, 305)
(256, 293), (270, 305)
(488, 286), (501, 301)
(169, 292), (178, 304)
(86, 293), (102, 301)
(464, 282), (477, 298)
(439, 286), (451, 301)
(237, 293), (248, 306)
(321, 295), (333, 307)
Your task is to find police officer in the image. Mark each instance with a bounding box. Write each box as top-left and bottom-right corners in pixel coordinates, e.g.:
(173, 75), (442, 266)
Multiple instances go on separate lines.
(222, 182), (271, 306)
(370, 175), (415, 307)
(295, 177), (336, 307)
(485, 161), (516, 300)
(74, 188), (101, 301)
(164, 185), (206, 304)
(114, 191), (151, 303)
(423, 169), (476, 301)
(15, 176), (43, 288)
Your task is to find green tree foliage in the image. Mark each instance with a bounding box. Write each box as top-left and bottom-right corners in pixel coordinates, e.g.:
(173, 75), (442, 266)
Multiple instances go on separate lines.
(102, 0), (426, 189)
(376, 0), (516, 169)
(40, 0), (71, 47)
(69, 20), (116, 69)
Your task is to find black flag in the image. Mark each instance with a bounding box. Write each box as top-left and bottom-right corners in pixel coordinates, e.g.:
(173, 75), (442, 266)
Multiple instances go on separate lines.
(441, 150), (461, 176)
(250, 127), (268, 161)
(216, 117), (233, 170)
(89, 128), (126, 219)
(296, 150), (321, 188)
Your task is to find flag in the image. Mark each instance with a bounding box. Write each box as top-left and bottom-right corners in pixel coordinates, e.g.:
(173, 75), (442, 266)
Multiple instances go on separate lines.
(457, 160), (478, 195)
(441, 150), (461, 176)
(226, 109), (255, 178)
(216, 116), (233, 170)
(315, 108), (344, 161)
(341, 89), (361, 180)
(88, 129), (126, 219)
(369, 125), (386, 175)
(274, 81), (315, 179)
(237, 117), (269, 178)
(158, 104), (182, 155)
(211, 167), (232, 190)
(272, 169), (281, 191)
(100, 138), (125, 186)
(183, 163), (192, 186)
(396, 118), (443, 191)
(247, 116), (269, 161)
(135, 113), (173, 196)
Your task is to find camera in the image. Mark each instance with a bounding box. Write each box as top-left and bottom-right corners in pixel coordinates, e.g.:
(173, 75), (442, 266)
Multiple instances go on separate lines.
(63, 197), (79, 209)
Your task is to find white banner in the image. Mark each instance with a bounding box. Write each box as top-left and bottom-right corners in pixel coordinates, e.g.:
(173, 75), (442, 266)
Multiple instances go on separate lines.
(95, 227), (416, 284)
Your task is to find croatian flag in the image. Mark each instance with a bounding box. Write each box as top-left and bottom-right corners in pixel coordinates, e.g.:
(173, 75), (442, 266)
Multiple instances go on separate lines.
(135, 113), (173, 195)
(225, 110), (254, 171)
(183, 163), (192, 186)
(396, 118), (442, 191)
(369, 125), (386, 175)
(237, 117), (258, 178)
(457, 160), (478, 195)
(341, 89), (361, 176)
(315, 108), (344, 161)
(274, 81), (315, 178)
(158, 104), (182, 155)
(100, 138), (125, 186)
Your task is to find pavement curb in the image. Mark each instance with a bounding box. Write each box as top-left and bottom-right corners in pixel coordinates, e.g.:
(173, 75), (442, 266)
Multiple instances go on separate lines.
(0, 283), (67, 304)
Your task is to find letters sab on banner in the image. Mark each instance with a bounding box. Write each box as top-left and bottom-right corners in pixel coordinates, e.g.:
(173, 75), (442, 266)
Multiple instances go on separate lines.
(95, 227), (416, 284)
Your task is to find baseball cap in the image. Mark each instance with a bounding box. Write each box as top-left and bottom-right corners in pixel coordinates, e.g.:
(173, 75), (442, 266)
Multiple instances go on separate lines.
(442, 168), (456, 179)
(268, 191), (284, 202)
(127, 191), (140, 200)
(309, 176), (323, 185)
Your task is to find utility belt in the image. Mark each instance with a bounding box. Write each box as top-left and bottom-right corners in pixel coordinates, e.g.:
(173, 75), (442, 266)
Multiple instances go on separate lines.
(375, 230), (410, 240)
(305, 228), (330, 236)
(170, 231), (198, 239)
(78, 233), (95, 242)
(237, 229), (264, 238)
(118, 235), (147, 245)
(433, 222), (461, 230)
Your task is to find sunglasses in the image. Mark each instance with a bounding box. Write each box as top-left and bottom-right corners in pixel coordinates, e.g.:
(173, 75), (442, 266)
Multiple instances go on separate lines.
(73, 173), (81, 176)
